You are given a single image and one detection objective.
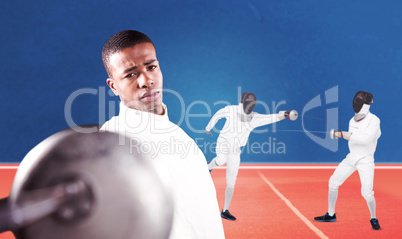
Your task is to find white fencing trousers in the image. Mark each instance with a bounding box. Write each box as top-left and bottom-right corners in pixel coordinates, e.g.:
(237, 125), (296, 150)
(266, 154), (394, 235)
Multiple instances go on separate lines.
(328, 155), (375, 202)
(214, 145), (241, 187)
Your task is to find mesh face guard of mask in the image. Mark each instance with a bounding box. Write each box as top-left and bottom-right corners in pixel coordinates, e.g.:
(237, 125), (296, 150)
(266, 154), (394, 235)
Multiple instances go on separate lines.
(353, 91), (373, 113)
(240, 92), (256, 115)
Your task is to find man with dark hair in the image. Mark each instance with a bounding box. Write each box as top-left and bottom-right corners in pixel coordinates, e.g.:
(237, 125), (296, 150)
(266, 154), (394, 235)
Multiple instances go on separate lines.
(100, 30), (225, 238)
(102, 30), (154, 78)
(101, 30), (163, 114)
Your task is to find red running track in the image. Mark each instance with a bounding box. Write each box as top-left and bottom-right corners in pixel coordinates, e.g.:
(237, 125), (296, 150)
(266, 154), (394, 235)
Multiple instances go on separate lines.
(1, 164), (401, 239)
(214, 165), (402, 239)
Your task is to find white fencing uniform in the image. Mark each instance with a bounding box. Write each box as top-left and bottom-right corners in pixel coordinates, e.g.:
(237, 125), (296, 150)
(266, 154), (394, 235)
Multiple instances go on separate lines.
(206, 104), (281, 210)
(101, 102), (225, 239)
(329, 111), (381, 204)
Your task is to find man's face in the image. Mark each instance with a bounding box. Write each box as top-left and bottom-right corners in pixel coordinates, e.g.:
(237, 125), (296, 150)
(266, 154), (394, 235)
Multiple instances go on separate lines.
(107, 43), (163, 115)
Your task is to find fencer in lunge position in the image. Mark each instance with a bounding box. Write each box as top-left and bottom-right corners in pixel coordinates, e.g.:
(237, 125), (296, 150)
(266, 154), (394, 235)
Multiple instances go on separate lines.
(314, 91), (381, 230)
(205, 92), (297, 220)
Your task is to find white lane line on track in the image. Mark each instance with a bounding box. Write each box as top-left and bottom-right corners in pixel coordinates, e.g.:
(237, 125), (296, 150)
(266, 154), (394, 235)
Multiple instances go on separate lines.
(0, 166), (19, 169)
(258, 171), (330, 239)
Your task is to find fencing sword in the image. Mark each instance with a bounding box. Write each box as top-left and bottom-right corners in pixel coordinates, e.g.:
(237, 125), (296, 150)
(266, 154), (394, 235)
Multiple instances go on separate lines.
(275, 129), (336, 139)
(272, 110), (341, 139)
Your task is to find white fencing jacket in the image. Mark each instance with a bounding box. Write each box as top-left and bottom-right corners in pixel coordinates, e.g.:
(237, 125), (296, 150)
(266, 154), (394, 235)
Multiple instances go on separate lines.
(206, 105), (281, 149)
(101, 102), (225, 239)
(347, 111), (381, 164)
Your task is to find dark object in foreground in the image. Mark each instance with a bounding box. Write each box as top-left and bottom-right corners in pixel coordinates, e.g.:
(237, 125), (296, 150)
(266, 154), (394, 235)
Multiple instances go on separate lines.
(0, 129), (173, 239)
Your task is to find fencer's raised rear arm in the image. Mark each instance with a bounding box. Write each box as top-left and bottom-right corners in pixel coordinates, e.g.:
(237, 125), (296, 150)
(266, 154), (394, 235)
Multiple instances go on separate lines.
(349, 117), (381, 144)
(205, 107), (230, 132)
(251, 113), (281, 128)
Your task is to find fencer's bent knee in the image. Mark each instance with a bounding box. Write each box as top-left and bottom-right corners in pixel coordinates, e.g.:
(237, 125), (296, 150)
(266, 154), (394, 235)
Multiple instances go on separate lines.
(328, 176), (340, 190)
(226, 178), (237, 188)
(215, 155), (227, 166)
(361, 184), (374, 201)
(226, 184), (235, 191)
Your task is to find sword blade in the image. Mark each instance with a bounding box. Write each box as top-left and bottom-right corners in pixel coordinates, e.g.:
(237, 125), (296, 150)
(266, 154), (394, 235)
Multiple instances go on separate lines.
(275, 130), (330, 134)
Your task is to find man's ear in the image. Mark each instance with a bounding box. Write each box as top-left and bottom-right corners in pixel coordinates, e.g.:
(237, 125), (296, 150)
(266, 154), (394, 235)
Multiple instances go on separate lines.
(106, 78), (119, 96)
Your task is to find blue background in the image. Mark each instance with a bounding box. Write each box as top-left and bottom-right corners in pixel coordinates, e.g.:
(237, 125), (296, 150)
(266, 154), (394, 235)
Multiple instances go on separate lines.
(1, 0), (400, 163)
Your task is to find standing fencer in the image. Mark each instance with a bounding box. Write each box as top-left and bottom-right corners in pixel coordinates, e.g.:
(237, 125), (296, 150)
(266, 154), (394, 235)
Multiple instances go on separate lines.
(314, 91), (381, 230)
(100, 30), (224, 238)
(205, 92), (297, 220)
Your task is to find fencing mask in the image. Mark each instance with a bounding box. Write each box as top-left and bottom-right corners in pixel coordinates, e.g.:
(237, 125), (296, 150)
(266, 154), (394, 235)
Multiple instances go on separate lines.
(353, 91), (373, 121)
(240, 92), (256, 115)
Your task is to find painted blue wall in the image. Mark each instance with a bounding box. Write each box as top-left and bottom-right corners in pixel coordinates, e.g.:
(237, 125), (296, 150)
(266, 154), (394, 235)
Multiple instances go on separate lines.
(0, 0), (400, 163)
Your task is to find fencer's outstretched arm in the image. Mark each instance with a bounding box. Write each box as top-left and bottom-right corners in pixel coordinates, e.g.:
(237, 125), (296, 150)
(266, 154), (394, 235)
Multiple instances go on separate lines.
(278, 111), (286, 120)
(251, 112), (283, 128)
(349, 117), (381, 144)
(205, 107), (230, 133)
(251, 110), (297, 128)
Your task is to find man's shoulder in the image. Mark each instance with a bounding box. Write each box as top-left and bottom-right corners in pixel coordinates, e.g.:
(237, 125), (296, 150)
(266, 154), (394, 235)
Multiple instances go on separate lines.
(251, 111), (262, 117)
(226, 105), (239, 112)
(219, 105), (234, 110)
(348, 112), (380, 126)
(99, 116), (119, 132)
(214, 105), (235, 115)
(369, 112), (380, 124)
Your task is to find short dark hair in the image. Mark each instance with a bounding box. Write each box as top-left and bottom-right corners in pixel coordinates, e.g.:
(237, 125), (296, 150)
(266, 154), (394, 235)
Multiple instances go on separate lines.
(102, 30), (154, 77)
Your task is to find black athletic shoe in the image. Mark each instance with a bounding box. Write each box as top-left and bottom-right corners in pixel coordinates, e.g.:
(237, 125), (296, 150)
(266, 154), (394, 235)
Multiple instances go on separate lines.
(221, 210), (236, 221)
(314, 212), (337, 222)
(370, 218), (381, 230)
